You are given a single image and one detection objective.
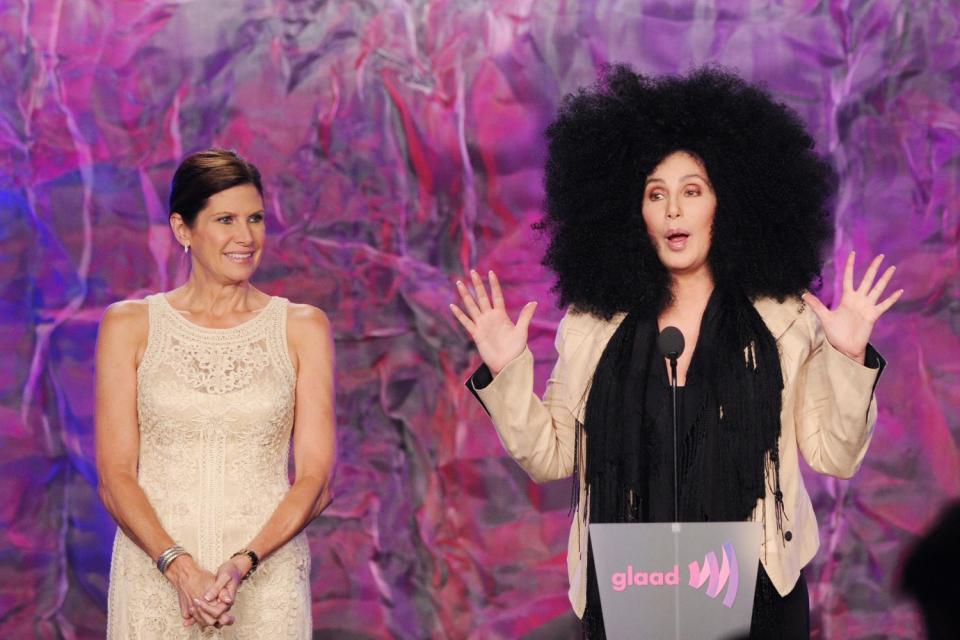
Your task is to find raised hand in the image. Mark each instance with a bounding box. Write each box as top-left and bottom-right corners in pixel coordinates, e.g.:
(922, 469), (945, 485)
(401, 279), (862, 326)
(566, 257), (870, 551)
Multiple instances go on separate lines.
(802, 252), (903, 364)
(450, 270), (537, 376)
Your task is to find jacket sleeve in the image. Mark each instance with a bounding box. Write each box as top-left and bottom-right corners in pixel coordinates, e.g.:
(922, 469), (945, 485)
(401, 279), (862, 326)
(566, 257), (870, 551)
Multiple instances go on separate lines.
(793, 308), (886, 478)
(464, 310), (585, 484)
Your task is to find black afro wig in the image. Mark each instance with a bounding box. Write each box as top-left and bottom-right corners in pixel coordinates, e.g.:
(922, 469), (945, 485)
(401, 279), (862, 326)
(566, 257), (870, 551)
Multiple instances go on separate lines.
(537, 64), (837, 319)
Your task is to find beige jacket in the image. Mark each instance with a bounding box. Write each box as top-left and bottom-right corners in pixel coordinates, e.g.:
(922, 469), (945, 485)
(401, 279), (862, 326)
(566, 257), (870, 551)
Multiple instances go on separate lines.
(469, 296), (883, 618)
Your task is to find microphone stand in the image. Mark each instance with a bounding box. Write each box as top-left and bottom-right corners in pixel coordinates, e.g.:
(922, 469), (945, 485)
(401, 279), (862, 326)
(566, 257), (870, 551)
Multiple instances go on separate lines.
(667, 351), (680, 640)
(657, 327), (683, 640)
(657, 326), (685, 638)
(657, 325), (684, 523)
(669, 354), (679, 523)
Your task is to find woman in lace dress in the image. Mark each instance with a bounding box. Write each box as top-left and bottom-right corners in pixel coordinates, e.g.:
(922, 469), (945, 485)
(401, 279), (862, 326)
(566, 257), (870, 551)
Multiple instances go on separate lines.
(96, 149), (335, 638)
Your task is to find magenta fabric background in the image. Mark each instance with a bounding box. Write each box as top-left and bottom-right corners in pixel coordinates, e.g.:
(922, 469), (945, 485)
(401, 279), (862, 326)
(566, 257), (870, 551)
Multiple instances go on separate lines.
(1, 1), (958, 638)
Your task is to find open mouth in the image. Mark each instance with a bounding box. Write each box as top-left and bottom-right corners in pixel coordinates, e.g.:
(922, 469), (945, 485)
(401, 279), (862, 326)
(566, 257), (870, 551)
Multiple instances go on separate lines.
(665, 230), (690, 251)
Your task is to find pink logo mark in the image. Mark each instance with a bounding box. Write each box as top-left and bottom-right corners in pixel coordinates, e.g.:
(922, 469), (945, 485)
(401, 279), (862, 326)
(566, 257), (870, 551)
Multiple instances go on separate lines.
(687, 542), (739, 608)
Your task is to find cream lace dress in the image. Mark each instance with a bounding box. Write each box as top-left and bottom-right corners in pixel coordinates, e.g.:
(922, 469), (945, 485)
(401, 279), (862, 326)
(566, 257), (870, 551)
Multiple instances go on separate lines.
(106, 294), (311, 639)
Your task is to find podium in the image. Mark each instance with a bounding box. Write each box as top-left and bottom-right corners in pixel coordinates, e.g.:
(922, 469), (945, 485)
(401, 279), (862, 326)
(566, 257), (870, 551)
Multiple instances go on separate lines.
(589, 522), (762, 640)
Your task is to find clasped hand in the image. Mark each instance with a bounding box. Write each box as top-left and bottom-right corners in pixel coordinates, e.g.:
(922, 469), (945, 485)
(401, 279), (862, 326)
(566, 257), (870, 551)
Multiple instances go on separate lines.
(167, 554), (248, 629)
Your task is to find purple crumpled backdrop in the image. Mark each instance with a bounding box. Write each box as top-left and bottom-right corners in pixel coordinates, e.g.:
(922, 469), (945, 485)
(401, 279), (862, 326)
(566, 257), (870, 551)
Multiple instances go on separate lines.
(1, 1), (958, 638)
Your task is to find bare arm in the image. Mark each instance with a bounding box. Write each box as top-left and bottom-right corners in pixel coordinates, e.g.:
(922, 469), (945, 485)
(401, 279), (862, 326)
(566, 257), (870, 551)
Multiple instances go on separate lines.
(96, 301), (230, 628)
(207, 304), (336, 599)
(95, 301), (171, 558)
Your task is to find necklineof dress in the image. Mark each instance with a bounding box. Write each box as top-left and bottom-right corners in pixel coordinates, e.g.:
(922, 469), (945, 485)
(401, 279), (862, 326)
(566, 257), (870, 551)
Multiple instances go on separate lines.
(158, 293), (277, 336)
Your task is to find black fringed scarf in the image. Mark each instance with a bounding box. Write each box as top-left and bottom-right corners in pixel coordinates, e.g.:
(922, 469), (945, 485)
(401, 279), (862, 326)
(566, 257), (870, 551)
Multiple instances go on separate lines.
(577, 287), (786, 638)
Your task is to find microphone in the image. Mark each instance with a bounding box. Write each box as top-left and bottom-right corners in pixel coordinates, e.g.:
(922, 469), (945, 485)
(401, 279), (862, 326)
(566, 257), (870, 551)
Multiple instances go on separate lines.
(657, 326), (685, 362)
(657, 326), (685, 523)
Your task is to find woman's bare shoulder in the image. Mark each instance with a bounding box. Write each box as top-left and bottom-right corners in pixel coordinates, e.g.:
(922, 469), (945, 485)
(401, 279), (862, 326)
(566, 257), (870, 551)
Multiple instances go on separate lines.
(287, 301), (329, 324)
(97, 299), (150, 361)
(100, 299), (149, 331)
(285, 302), (332, 341)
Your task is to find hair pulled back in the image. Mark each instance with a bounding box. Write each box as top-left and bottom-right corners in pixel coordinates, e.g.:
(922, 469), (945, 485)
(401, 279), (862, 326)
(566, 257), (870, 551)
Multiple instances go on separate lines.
(169, 148), (263, 225)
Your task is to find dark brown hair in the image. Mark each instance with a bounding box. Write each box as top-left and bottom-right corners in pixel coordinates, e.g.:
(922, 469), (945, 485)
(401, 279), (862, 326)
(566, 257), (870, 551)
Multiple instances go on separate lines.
(169, 148), (263, 225)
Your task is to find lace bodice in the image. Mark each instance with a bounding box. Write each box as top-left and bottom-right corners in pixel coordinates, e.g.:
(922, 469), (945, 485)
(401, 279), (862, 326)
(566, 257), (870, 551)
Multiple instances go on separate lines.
(107, 293), (311, 639)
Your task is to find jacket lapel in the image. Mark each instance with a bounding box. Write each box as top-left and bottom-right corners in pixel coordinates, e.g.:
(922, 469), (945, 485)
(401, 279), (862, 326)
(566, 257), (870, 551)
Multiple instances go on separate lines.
(752, 296), (805, 341)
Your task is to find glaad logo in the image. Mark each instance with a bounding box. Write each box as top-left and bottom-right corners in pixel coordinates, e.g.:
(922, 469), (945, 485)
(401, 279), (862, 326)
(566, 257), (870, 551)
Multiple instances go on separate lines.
(611, 565), (680, 592)
(688, 542), (740, 608)
(608, 542), (740, 608)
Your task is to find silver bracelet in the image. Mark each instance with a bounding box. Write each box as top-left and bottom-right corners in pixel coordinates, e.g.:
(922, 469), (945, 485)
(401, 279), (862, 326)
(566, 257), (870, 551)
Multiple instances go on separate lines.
(156, 544), (189, 574)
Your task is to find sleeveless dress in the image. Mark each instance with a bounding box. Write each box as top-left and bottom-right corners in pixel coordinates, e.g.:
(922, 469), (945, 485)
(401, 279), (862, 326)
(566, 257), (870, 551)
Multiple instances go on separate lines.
(106, 294), (312, 639)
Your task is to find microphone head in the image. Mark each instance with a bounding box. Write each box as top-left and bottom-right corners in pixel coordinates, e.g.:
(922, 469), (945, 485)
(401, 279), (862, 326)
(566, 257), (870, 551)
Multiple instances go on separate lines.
(657, 326), (685, 360)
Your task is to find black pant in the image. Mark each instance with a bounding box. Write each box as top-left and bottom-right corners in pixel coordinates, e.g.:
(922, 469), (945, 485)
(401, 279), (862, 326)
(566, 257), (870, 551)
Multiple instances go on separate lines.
(749, 563), (809, 639)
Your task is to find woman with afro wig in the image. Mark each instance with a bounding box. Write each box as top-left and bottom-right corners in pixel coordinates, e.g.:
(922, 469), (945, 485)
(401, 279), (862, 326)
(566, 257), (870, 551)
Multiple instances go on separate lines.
(451, 65), (901, 638)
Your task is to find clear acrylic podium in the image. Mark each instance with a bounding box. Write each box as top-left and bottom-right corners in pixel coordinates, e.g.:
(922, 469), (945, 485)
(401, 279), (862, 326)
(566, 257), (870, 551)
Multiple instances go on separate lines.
(589, 522), (762, 640)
